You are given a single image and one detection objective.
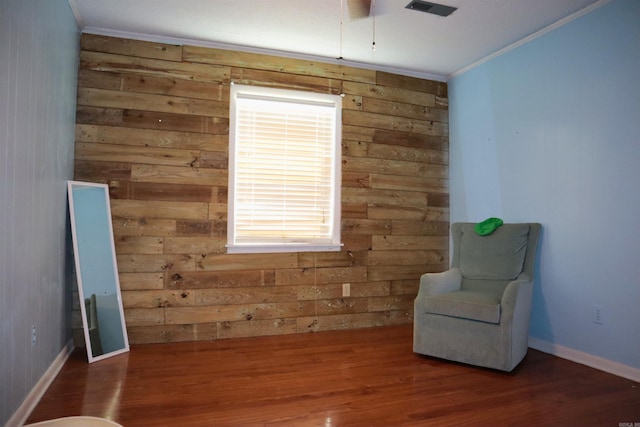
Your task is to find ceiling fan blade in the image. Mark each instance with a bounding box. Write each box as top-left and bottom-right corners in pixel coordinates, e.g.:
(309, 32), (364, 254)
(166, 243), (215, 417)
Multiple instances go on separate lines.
(346, 0), (372, 20)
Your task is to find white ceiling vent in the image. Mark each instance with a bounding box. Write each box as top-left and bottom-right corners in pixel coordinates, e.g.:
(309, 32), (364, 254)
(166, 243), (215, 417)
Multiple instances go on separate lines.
(405, 0), (457, 17)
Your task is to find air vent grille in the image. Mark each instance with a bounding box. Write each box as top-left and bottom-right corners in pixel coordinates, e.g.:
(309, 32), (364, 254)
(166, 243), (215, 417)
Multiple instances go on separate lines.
(405, 0), (457, 17)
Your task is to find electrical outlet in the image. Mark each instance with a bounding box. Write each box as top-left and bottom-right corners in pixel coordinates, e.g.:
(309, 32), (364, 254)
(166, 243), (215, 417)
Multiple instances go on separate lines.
(593, 306), (603, 325)
(31, 326), (37, 346)
(342, 283), (350, 297)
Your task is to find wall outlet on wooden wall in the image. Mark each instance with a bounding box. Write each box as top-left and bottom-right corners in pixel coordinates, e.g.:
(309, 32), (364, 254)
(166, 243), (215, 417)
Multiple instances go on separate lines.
(342, 283), (351, 297)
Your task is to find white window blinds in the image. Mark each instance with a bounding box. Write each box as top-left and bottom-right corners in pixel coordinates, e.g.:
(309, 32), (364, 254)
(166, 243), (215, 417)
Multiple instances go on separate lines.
(228, 85), (342, 253)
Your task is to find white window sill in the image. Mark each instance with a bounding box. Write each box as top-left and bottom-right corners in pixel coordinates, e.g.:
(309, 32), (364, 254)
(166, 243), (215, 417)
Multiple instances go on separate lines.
(226, 243), (342, 254)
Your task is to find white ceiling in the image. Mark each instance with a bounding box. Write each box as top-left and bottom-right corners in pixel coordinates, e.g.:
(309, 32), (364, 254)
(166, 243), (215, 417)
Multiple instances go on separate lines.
(68, 0), (607, 81)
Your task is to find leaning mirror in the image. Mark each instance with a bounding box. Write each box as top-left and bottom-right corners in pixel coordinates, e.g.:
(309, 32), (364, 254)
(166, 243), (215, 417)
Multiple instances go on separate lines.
(68, 180), (129, 362)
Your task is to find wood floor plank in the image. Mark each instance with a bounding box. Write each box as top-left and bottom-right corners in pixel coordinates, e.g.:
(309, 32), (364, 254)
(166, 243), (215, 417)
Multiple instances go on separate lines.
(26, 325), (639, 426)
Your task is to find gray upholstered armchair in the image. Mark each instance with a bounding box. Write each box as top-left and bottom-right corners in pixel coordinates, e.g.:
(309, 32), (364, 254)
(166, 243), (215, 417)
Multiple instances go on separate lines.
(413, 222), (541, 372)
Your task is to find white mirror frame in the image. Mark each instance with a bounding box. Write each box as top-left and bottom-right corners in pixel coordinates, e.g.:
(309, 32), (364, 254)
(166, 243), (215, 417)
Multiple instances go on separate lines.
(68, 180), (129, 363)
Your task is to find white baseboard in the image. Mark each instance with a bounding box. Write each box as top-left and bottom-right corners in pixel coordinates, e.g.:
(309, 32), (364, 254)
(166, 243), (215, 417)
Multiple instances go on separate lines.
(529, 337), (640, 383)
(6, 340), (74, 427)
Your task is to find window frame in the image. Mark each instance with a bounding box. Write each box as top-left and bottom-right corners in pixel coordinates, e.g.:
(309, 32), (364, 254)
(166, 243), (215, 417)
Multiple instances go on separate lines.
(227, 84), (342, 254)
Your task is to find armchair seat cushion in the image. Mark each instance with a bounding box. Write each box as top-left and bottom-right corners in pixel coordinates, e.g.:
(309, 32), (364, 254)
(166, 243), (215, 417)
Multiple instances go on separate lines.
(424, 290), (501, 324)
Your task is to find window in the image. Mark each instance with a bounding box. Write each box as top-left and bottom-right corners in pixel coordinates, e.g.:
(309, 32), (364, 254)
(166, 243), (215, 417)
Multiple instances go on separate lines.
(227, 84), (342, 254)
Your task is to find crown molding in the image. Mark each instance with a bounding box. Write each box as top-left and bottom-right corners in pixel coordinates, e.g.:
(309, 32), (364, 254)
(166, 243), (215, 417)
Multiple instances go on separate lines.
(448, 0), (614, 80)
(66, 0), (84, 29)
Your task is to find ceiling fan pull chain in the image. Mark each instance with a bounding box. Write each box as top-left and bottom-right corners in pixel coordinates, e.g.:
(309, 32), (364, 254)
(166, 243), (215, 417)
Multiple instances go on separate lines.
(372, 0), (376, 51)
(338, 0), (344, 60)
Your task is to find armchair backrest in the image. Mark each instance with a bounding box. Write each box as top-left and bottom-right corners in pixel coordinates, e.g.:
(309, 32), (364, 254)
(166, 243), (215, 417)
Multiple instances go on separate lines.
(451, 223), (541, 293)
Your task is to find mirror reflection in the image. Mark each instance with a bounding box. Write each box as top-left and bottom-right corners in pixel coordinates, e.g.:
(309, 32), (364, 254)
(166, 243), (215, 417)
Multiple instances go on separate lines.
(68, 181), (129, 362)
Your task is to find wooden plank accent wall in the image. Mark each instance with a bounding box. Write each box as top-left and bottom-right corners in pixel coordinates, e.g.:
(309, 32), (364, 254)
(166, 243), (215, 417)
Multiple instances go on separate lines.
(73, 33), (449, 344)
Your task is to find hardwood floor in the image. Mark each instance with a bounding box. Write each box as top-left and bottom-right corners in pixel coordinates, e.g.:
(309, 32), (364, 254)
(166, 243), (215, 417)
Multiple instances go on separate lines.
(27, 325), (639, 426)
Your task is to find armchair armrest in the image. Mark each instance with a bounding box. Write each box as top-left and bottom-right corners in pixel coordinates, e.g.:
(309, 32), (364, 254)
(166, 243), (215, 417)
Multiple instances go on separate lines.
(500, 274), (534, 322)
(500, 274), (535, 362)
(417, 268), (462, 297)
(414, 268), (462, 322)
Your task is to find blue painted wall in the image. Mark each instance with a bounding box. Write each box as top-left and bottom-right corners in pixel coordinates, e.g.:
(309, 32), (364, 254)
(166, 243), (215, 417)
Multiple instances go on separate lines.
(0, 0), (79, 424)
(449, 0), (640, 370)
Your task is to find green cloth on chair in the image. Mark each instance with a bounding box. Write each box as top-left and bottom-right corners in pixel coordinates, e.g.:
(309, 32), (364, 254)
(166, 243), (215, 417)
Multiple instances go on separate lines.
(474, 217), (504, 235)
